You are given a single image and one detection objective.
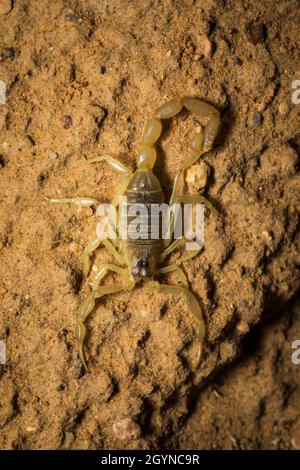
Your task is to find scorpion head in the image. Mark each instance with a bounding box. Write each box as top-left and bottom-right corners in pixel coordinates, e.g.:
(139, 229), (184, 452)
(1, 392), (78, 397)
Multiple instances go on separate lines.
(131, 248), (156, 280)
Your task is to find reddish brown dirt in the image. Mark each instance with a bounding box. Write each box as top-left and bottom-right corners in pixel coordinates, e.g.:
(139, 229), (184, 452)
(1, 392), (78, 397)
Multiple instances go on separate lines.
(0, 0), (299, 449)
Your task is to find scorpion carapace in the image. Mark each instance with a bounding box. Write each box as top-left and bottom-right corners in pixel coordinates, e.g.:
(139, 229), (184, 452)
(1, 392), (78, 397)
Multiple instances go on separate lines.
(46, 96), (221, 371)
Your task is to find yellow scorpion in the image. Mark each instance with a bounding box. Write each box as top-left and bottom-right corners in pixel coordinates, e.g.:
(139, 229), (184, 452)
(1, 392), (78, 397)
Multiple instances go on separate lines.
(46, 97), (221, 371)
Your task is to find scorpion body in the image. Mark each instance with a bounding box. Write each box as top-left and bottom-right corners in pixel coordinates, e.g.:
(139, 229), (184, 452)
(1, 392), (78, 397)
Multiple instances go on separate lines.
(123, 169), (164, 280)
(46, 96), (221, 371)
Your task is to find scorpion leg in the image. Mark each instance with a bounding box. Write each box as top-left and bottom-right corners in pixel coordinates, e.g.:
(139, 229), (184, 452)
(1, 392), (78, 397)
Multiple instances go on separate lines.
(91, 263), (127, 291)
(82, 237), (102, 276)
(157, 265), (188, 287)
(148, 280), (205, 370)
(45, 197), (99, 207)
(159, 237), (199, 262)
(178, 194), (218, 216)
(86, 155), (131, 175)
(82, 175), (131, 275)
(76, 277), (135, 371)
(159, 237), (187, 262)
(82, 237), (126, 276)
(159, 242), (200, 273)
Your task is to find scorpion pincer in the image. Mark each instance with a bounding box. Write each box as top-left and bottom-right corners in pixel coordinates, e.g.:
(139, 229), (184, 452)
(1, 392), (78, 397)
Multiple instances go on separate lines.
(46, 96), (221, 371)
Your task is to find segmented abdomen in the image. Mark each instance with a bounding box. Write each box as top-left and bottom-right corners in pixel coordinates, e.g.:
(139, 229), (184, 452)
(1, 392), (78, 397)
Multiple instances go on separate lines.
(121, 169), (164, 246)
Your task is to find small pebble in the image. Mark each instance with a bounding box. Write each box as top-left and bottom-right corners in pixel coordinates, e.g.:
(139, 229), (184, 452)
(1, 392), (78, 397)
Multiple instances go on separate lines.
(56, 383), (65, 392)
(278, 101), (289, 116)
(99, 65), (106, 74)
(257, 102), (266, 112)
(0, 155), (5, 168)
(271, 437), (281, 446)
(3, 47), (14, 58)
(0, 0), (12, 16)
(50, 151), (58, 160)
(236, 321), (250, 334)
(26, 426), (38, 433)
(245, 20), (266, 45)
(186, 160), (211, 192)
(261, 230), (272, 242)
(202, 36), (213, 59)
(112, 418), (141, 441)
(291, 438), (300, 449)
(0, 286), (8, 295)
(61, 115), (73, 129)
(253, 112), (263, 126)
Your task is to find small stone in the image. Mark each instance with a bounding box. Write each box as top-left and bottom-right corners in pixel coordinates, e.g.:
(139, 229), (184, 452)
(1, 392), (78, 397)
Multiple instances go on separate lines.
(26, 426), (38, 433)
(3, 47), (14, 58)
(61, 115), (73, 129)
(236, 321), (250, 334)
(113, 418), (141, 441)
(201, 36), (213, 59)
(253, 112), (263, 126)
(261, 230), (272, 242)
(56, 383), (65, 392)
(0, 155), (5, 168)
(0, 286), (8, 295)
(245, 20), (266, 45)
(0, 0), (12, 16)
(271, 437), (281, 446)
(186, 160), (211, 192)
(99, 65), (106, 74)
(291, 438), (300, 449)
(257, 102), (266, 112)
(50, 151), (58, 160)
(278, 101), (289, 116)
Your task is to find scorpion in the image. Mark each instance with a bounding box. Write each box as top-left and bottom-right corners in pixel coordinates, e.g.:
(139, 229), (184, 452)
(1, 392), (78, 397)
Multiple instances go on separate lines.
(46, 96), (221, 371)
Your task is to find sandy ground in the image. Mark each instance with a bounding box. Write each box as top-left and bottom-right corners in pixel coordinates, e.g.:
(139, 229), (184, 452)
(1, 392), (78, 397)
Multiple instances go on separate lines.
(0, 0), (299, 449)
